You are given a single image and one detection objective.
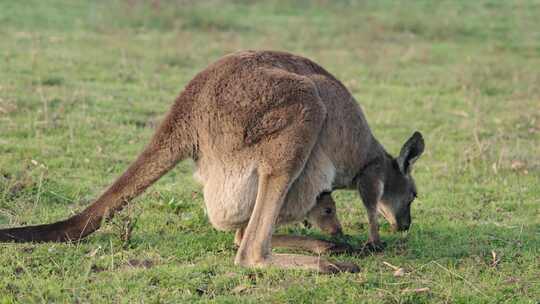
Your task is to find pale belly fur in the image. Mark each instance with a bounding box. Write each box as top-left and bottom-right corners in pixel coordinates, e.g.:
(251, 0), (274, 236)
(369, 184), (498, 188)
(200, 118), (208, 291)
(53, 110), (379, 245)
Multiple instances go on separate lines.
(194, 145), (336, 231)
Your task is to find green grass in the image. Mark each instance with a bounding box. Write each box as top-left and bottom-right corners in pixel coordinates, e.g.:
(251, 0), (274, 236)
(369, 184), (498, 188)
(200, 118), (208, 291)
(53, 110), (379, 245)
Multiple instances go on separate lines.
(0, 0), (539, 302)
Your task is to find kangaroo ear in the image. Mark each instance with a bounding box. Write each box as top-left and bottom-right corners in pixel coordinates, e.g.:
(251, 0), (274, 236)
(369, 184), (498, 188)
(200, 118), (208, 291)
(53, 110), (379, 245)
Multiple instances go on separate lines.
(397, 131), (424, 174)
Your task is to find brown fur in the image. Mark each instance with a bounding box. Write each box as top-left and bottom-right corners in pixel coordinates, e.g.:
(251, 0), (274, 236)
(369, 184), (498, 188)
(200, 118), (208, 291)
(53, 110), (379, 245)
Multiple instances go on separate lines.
(0, 50), (424, 273)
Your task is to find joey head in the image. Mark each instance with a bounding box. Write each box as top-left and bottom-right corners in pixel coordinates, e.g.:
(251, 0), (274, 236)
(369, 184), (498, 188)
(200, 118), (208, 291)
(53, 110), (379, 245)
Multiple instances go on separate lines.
(305, 192), (343, 236)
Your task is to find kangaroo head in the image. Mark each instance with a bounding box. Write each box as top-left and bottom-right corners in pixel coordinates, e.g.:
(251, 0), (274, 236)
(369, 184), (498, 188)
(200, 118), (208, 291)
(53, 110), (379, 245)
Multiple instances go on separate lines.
(306, 192), (343, 236)
(378, 132), (425, 232)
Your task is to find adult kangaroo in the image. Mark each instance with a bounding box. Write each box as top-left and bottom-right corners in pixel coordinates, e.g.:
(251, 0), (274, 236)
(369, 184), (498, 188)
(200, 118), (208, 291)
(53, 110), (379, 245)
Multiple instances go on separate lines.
(0, 50), (424, 273)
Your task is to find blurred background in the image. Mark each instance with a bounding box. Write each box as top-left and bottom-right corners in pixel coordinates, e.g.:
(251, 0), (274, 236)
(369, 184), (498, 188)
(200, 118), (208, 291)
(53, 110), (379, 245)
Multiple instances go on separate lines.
(0, 1), (538, 302)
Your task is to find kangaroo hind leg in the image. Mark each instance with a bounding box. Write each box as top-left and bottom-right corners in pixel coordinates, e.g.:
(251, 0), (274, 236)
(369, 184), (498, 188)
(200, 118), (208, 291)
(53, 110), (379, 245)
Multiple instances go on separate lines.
(235, 167), (359, 273)
(234, 89), (359, 274)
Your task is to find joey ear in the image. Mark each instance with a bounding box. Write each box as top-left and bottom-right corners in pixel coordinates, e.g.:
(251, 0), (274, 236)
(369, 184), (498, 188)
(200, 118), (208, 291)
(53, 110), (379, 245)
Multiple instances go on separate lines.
(397, 131), (424, 174)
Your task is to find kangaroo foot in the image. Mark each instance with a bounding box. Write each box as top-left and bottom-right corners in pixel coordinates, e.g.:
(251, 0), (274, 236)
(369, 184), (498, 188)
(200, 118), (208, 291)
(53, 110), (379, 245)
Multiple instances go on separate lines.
(271, 235), (354, 255)
(237, 253), (360, 274)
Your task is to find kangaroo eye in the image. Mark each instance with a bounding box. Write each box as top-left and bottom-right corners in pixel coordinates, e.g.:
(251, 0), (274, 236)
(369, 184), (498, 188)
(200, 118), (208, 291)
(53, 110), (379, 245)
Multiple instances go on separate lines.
(324, 208), (333, 215)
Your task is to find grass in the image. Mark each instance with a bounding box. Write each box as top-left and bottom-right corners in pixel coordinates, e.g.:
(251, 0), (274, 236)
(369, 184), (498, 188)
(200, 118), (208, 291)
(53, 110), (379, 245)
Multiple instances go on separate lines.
(0, 0), (539, 302)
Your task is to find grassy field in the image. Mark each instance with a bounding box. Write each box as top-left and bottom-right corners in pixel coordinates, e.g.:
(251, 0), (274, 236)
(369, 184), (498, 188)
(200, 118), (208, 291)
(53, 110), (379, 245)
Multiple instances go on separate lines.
(0, 0), (539, 303)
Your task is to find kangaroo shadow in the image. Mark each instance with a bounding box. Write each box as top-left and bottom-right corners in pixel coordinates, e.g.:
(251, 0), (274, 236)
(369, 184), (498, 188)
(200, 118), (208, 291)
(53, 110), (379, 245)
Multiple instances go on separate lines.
(350, 222), (540, 262)
(90, 213), (539, 267)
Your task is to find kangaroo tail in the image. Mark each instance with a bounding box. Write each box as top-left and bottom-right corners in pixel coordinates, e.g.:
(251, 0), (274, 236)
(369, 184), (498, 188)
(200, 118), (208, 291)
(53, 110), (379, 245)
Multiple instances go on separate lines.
(0, 107), (195, 243)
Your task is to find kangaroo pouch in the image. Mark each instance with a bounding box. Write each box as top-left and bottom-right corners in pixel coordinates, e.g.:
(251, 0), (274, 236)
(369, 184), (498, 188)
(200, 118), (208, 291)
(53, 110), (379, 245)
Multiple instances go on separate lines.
(195, 144), (336, 231)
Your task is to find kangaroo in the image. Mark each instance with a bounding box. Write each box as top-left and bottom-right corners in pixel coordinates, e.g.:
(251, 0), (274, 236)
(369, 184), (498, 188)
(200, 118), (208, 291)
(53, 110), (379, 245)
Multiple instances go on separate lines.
(0, 50), (424, 274)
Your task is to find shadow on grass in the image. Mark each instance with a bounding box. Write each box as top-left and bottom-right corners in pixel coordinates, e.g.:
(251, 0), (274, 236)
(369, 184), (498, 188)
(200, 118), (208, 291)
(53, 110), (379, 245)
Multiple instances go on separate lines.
(379, 222), (540, 263)
(62, 214), (540, 267)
